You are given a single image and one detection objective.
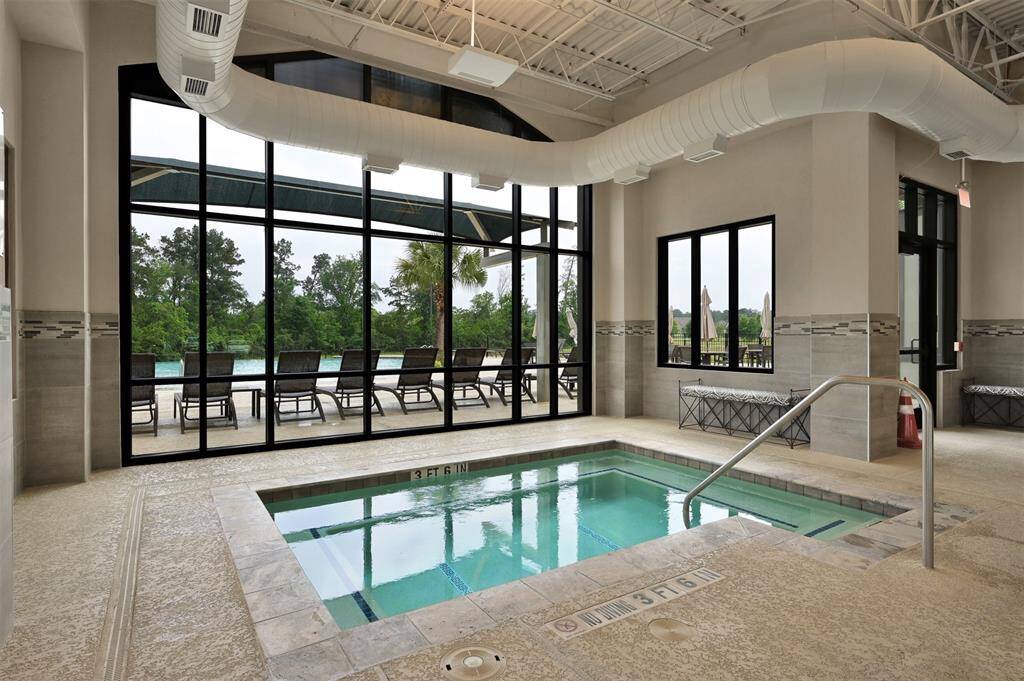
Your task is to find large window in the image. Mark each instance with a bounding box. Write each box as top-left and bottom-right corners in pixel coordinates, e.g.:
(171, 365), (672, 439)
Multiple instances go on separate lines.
(658, 217), (774, 372)
(119, 56), (591, 464)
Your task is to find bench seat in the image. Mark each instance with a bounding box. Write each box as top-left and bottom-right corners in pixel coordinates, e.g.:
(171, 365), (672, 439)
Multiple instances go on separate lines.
(678, 384), (793, 407)
(678, 379), (810, 447)
(961, 384), (1024, 398)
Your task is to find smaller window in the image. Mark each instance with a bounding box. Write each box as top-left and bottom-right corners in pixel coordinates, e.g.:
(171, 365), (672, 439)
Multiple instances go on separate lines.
(658, 217), (774, 372)
(370, 68), (442, 118)
(274, 57), (363, 100)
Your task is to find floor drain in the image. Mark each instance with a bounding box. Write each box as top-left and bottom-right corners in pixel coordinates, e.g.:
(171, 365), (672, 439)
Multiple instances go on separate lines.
(440, 646), (507, 680)
(648, 618), (696, 642)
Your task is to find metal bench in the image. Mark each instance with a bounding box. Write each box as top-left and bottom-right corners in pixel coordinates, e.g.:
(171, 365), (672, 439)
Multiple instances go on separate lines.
(678, 379), (811, 448)
(961, 381), (1024, 428)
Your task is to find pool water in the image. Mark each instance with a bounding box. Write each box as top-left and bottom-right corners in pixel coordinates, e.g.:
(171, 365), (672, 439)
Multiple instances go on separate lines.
(154, 356), (403, 377)
(264, 450), (884, 630)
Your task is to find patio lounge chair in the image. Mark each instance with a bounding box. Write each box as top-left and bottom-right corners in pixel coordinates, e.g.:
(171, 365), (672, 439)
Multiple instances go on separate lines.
(478, 348), (535, 406)
(316, 349), (384, 417)
(173, 352), (238, 433)
(274, 350), (326, 425)
(374, 347), (440, 414)
(131, 353), (158, 436)
(557, 347), (579, 399)
(434, 347), (489, 409)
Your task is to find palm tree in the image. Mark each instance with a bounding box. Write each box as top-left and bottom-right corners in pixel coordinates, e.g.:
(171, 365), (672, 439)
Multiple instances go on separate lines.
(395, 242), (486, 354)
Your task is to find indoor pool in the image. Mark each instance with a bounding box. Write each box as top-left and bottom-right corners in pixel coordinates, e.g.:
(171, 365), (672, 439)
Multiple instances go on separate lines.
(264, 450), (884, 629)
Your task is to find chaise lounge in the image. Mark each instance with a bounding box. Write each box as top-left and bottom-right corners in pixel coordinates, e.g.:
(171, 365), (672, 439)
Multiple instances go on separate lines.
(273, 350), (326, 425)
(317, 349), (384, 417)
(435, 347), (489, 409)
(478, 347), (535, 405)
(173, 352), (239, 433)
(374, 347), (441, 414)
(131, 353), (159, 436)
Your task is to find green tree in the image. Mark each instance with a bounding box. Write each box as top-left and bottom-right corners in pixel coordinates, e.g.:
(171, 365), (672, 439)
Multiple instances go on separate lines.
(394, 242), (486, 354)
(557, 257), (579, 351)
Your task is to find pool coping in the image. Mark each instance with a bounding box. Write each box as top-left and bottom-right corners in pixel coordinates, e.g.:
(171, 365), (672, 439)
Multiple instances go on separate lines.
(210, 438), (976, 679)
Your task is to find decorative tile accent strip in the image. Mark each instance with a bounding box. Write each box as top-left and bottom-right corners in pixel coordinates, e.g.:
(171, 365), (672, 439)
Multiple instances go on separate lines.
(18, 311), (120, 340)
(775, 316), (811, 336)
(869, 317), (900, 337)
(19, 310), (88, 339)
(90, 313), (120, 338)
(964, 319), (1024, 337)
(254, 439), (914, 518)
(811, 315), (869, 336)
(595, 320), (655, 336)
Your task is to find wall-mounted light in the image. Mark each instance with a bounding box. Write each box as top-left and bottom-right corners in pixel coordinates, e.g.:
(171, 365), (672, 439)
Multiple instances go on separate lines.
(956, 158), (970, 208)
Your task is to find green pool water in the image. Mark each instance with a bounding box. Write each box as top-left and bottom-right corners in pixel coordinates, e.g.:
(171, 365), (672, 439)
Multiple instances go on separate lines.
(264, 450), (883, 630)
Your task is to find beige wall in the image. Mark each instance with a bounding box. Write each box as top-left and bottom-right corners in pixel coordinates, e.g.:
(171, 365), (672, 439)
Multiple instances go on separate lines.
(968, 162), (1024, 320)
(604, 112), (985, 456)
(641, 119), (814, 319)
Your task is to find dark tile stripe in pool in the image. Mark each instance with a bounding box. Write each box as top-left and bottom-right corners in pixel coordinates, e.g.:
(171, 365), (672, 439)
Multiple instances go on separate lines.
(310, 527), (380, 622)
(804, 519), (845, 537)
(604, 467), (800, 529)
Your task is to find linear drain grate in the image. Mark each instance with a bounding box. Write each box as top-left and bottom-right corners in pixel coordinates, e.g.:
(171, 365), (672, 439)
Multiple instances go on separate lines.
(440, 646), (506, 680)
(648, 618), (696, 642)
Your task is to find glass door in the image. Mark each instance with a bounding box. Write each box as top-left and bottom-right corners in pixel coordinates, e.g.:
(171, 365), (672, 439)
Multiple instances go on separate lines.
(899, 243), (932, 404)
(898, 179), (958, 410)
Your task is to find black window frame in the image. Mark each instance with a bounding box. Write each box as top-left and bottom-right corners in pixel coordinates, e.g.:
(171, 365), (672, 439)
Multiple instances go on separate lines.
(118, 55), (591, 466)
(657, 216), (775, 373)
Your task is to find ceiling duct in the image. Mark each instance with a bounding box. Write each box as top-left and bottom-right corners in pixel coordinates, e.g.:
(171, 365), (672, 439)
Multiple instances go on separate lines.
(685, 135), (727, 163)
(154, 0), (1024, 187)
(939, 136), (977, 161)
(187, 1), (228, 37)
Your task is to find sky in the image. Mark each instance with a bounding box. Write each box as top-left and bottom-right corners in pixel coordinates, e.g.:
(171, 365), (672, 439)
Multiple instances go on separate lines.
(131, 99), (579, 312)
(667, 223), (773, 317)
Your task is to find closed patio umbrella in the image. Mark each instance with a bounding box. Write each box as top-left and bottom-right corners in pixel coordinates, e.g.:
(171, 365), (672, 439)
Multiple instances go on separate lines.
(700, 286), (718, 341)
(567, 308), (578, 343)
(760, 291), (772, 340)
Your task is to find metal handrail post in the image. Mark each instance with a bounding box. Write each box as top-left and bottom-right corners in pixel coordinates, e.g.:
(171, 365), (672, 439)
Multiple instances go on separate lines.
(681, 375), (935, 569)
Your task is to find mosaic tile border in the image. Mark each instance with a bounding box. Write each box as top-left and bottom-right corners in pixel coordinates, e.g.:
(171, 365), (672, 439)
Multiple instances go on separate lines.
(90, 313), (120, 338)
(775, 316), (811, 336)
(17, 311), (119, 340)
(215, 438), (973, 677)
(254, 440), (912, 518)
(964, 319), (1024, 337)
(595, 320), (655, 336)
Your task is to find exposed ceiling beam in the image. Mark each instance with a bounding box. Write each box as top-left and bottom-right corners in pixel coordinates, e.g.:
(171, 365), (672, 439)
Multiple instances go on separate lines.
(846, 0), (1016, 102)
(579, 0), (712, 51)
(424, 0), (641, 80)
(911, 0), (996, 30)
(282, 0), (618, 100)
(949, 0), (1024, 56)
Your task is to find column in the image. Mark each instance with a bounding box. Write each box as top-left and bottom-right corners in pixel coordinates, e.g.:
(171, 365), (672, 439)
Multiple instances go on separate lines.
(809, 113), (899, 460)
(593, 181), (646, 417)
(19, 43), (91, 484)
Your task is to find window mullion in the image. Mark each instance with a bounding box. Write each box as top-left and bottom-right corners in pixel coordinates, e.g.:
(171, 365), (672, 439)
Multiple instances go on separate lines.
(690, 236), (701, 368)
(728, 227), (739, 369)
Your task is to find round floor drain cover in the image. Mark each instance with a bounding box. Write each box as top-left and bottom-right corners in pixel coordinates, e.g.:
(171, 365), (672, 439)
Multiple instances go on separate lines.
(648, 618), (696, 642)
(440, 646), (506, 680)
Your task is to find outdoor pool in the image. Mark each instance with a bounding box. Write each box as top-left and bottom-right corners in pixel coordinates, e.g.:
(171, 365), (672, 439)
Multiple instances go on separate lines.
(264, 450), (884, 630)
(154, 356), (404, 377)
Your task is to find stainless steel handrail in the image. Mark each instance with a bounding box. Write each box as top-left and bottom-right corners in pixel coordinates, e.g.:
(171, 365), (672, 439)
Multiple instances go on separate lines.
(681, 375), (934, 569)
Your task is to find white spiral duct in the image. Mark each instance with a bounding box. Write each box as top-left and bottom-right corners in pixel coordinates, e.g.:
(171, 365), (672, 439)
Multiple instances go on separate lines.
(156, 0), (1024, 187)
